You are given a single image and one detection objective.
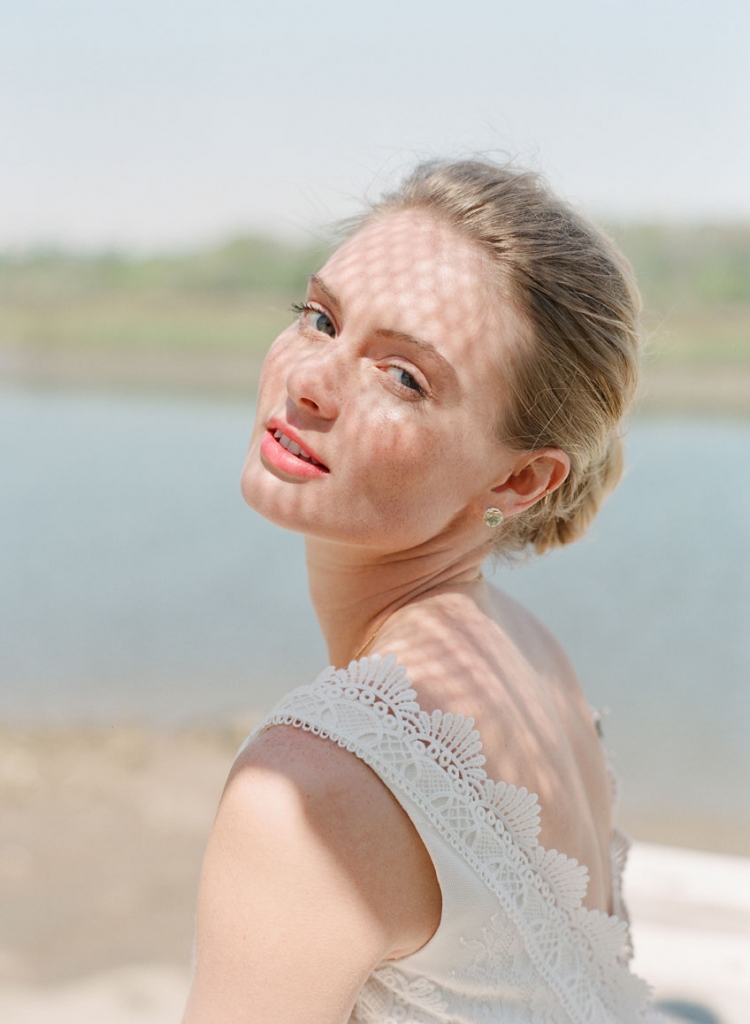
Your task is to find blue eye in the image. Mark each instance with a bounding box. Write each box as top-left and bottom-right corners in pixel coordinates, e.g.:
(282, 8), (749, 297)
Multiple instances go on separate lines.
(305, 309), (336, 337)
(387, 366), (426, 396)
(290, 302), (336, 338)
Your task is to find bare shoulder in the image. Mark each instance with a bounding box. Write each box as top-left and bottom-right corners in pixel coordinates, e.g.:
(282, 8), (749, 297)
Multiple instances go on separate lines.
(369, 585), (614, 911)
(226, 723), (440, 899)
(184, 723), (440, 1024)
(370, 581), (581, 701)
(485, 585), (578, 680)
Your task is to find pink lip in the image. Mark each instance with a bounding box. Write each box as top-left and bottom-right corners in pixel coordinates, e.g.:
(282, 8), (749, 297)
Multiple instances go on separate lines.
(260, 425), (329, 479)
(266, 420), (328, 467)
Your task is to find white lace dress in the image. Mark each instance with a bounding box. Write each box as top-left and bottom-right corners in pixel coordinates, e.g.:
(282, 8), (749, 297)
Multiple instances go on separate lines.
(239, 654), (664, 1023)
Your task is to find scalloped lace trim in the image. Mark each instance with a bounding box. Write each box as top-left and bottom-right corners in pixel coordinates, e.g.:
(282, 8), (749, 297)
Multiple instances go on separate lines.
(245, 654), (652, 1023)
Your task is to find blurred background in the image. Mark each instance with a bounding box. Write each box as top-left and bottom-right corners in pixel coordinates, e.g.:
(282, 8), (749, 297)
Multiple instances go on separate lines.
(1, 1), (748, 1021)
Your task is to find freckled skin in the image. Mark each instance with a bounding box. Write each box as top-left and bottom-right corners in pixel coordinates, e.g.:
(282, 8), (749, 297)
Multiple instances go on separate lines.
(238, 209), (609, 910)
(240, 209), (525, 553)
(186, 206), (615, 1024)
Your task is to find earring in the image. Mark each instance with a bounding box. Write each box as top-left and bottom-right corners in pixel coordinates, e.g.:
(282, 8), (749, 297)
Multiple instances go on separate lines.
(483, 507), (504, 527)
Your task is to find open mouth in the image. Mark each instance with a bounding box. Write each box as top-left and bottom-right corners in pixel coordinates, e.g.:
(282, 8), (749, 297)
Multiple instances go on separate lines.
(269, 429), (329, 471)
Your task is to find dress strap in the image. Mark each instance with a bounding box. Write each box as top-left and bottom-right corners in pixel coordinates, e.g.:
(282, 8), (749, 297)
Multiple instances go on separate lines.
(241, 655), (651, 1022)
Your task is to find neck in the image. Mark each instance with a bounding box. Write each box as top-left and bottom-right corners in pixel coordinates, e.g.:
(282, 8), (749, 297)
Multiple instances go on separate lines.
(305, 534), (488, 667)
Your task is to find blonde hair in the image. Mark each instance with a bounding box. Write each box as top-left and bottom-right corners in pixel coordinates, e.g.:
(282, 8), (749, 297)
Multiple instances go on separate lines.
(356, 159), (642, 556)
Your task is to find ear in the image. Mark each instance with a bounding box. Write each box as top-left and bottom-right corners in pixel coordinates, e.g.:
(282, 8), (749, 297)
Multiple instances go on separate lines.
(490, 448), (570, 517)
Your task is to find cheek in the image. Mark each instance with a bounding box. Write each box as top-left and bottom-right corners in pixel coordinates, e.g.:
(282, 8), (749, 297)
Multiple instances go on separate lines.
(247, 332), (298, 444)
(240, 340), (288, 501)
(342, 413), (472, 523)
(256, 332), (294, 397)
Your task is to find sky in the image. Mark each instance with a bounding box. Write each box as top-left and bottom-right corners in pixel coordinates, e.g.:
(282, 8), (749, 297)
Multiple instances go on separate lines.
(1, 0), (748, 250)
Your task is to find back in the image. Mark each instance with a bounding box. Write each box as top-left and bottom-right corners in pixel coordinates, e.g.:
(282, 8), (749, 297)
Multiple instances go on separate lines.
(186, 584), (661, 1023)
(238, 650), (658, 1023)
(367, 584), (614, 914)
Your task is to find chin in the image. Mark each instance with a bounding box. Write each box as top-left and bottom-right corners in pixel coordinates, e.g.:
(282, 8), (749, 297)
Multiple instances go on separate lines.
(240, 449), (286, 519)
(239, 451), (320, 537)
(239, 439), (451, 549)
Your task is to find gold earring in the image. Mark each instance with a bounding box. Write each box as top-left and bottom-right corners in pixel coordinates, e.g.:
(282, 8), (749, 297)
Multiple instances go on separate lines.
(483, 507), (504, 527)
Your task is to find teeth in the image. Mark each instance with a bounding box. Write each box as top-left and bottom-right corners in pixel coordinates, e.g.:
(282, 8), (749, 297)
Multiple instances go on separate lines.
(271, 429), (323, 467)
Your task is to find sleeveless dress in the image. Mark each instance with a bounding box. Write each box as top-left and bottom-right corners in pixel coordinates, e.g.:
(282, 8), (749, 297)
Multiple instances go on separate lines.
(240, 654), (664, 1023)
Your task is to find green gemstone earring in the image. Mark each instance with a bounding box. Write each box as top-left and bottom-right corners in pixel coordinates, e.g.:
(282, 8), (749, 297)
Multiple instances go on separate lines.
(483, 507), (504, 528)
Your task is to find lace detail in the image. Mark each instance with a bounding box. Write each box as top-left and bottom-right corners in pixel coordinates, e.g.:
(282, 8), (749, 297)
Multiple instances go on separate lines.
(609, 826), (634, 964)
(245, 654), (654, 1023)
(460, 911), (568, 1023)
(601, 735), (635, 965)
(351, 967), (449, 1022)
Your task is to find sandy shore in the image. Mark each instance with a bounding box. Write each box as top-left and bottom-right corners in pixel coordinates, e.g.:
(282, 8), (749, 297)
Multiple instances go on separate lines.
(1, 724), (748, 1022)
(636, 363), (750, 417)
(0, 723), (259, 987)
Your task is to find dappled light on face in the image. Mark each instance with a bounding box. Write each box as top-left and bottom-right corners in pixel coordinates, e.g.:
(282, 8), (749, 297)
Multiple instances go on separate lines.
(329, 212), (490, 337)
(239, 209), (520, 556)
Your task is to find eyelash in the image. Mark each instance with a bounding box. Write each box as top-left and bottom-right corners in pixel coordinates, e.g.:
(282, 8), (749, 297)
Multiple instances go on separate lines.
(289, 300), (316, 318)
(289, 301), (428, 400)
(388, 367), (427, 399)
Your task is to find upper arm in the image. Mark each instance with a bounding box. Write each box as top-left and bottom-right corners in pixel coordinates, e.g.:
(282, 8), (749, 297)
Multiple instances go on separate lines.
(183, 724), (441, 1024)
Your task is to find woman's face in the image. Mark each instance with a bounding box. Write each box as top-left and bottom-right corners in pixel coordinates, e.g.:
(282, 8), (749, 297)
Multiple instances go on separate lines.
(241, 208), (526, 553)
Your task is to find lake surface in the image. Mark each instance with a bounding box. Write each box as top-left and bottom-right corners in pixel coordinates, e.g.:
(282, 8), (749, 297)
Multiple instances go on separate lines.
(1, 386), (749, 822)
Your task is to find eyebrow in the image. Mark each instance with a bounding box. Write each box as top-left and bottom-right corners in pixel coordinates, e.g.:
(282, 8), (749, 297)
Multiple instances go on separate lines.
(309, 274), (339, 309)
(308, 274), (460, 387)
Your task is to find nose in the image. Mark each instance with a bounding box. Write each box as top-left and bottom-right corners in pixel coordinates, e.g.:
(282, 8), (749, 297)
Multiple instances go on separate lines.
(285, 341), (345, 421)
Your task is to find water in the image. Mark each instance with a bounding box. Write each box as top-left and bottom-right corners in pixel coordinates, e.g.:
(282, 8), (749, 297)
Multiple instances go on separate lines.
(1, 386), (749, 821)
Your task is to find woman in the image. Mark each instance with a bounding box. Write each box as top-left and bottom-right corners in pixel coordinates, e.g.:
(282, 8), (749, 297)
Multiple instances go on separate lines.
(184, 160), (662, 1023)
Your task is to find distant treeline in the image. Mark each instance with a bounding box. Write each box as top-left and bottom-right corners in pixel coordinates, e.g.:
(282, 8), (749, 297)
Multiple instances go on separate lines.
(612, 224), (750, 308)
(0, 226), (748, 363)
(0, 236), (326, 300)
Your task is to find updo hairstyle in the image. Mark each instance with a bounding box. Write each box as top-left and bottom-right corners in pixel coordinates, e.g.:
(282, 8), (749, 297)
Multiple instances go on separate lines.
(354, 159), (642, 556)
